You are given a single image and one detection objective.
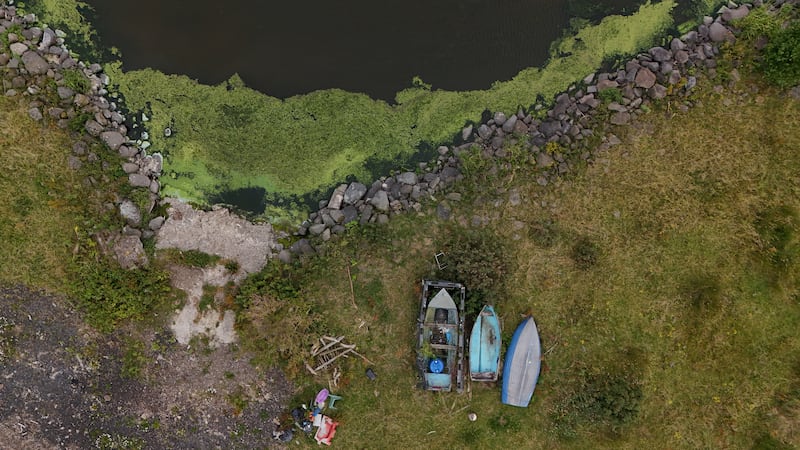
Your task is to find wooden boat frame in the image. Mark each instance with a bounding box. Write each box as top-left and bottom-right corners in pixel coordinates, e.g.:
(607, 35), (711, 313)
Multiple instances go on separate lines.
(415, 280), (466, 393)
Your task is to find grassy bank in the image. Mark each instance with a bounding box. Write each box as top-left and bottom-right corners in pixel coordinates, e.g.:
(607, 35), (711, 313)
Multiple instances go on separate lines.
(235, 69), (800, 447)
(0, 95), (173, 331)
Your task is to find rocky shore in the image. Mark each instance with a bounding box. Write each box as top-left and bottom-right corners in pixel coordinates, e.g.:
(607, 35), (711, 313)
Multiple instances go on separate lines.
(287, 1), (790, 259)
(0, 4), (163, 265)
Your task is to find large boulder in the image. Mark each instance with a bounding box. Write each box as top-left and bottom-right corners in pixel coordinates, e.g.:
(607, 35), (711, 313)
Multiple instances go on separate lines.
(709, 22), (734, 43)
(100, 131), (126, 150)
(635, 67), (657, 89)
(20, 50), (49, 74)
(343, 182), (367, 205)
(396, 171), (418, 185)
(119, 199), (142, 226)
(370, 190), (390, 211)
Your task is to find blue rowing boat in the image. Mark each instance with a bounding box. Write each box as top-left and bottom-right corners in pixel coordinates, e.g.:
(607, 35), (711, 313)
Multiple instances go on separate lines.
(469, 305), (501, 382)
(501, 316), (541, 407)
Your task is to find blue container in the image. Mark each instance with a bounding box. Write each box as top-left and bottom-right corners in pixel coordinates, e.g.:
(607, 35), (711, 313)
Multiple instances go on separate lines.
(429, 358), (444, 373)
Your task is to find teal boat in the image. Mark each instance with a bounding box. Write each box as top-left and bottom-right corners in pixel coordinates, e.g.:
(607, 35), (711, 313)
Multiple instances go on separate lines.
(415, 280), (465, 393)
(469, 305), (501, 382)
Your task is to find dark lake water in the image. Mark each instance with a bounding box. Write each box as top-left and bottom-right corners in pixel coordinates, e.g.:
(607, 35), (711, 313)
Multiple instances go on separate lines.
(83, 0), (572, 101)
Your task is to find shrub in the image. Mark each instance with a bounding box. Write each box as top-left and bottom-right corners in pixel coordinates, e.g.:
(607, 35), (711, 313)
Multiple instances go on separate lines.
(438, 228), (511, 315)
(120, 338), (147, 379)
(69, 257), (173, 333)
(553, 348), (645, 434)
(62, 68), (91, 94)
(162, 248), (221, 268)
(762, 22), (800, 88)
(599, 88), (623, 104)
(571, 236), (599, 270)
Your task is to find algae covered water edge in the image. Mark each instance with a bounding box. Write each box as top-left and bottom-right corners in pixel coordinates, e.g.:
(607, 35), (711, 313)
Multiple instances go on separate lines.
(26, 0), (680, 221)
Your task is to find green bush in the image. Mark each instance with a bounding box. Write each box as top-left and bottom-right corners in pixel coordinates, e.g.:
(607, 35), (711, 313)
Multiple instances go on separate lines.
(571, 236), (600, 270)
(762, 22), (800, 88)
(599, 87), (623, 104)
(69, 258), (173, 332)
(120, 338), (148, 379)
(62, 68), (91, 94)
(438, 228), (511, 315)
(553, 348), (645, 434)
(162, 248), (221, 268)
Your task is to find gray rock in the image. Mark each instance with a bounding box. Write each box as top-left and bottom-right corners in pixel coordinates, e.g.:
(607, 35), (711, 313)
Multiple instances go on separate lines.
(370, 190), (390, 211)
(377, 214), (390, 225)
(128, 173), (151, 188)
(290, 239), (315, 256)
(101, 131), (125, 150)
(148, 216), (165, 231)
(493, 111), (507, 125)
(119, 146), (138, 158)
(84, 120), (103, 136)
(9, 42), (27, 55)
(596, 79), (618, 91)
(327, 184), (347, 210)
(610, 111), (631, 125)
(359, 205), (373, 224)
(149, 180), (160, 194)
(649, 47), (672, 62)
(342, 182), (367, 206)
(342, 205), (358, 223)
(20, 50), (49, 74)
(121, 162), (139, 174)
(461, 124), (473, 141)
(328, 209), (344, 224)
(722, 5), (749, 22)
(0, 54), (9, 66)
(674, 50), (690, 65)
(73, 141), (87, 155)
(67, 155), (82, 171)
(790, 86), (800, 101)
(635, 67), (657, 89)
(607, 102), (627, 112)
(536, 152), (555, 168)
(56, 86), (74, 100)
(440, 166), (460, 183)
(27, 107), (42, 121)
(309, 223), (327, 235)
(582, 73), (595, 85)
(508, 189), (521, 206)
(119, 199), (142, 226)
(140, 154), (163, 176)
(396, 171), (418, 185)
(709, 22), (734, 43)
(278, 249), (293, 264)
(501, 114), (518, 133)
(670, 38), (686, 52)
(436, 203), (451, 220)
(477, 124), (492, 140)
(648, 84), (668, 99)
(38, 28), (56, 50)
(112, 234), (148, 269)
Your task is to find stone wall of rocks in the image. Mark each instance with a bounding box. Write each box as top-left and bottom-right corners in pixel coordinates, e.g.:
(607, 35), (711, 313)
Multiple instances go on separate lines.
(288, 1), (768, 259)
(0, 4), (164, 267)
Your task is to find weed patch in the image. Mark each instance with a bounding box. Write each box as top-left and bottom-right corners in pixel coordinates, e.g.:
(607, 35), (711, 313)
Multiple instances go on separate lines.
(570, 236), (600, 270)
(438, 227), (511, 315)
(120, 337), (147, 379)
